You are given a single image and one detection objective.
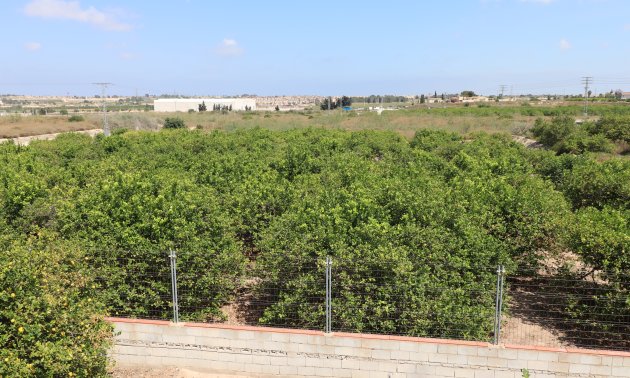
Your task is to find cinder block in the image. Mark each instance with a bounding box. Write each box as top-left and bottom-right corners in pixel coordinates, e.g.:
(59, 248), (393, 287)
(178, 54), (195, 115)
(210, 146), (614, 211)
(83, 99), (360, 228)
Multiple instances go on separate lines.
(287, 356), (306, 366)
(279, 365), (298, 375)
(333, 368), (353, 377)
(361, 338), (399, 351)
(305, 356), (324, 367)
(116, 353), (147, 366)
(494, 371), (516, 378)
(458, 346), (480, 356)
(538, 352), (558, 362)
(271, 332), (291, 343)
(547, 361), (570, 373)
(298, 343), (319, 353)
(371, 349), (390, 360)
(467, 356), (488, 366)
(260, 364), (280, 375)
(350, 370), (371, 378)
(321, 357), (342, 369)
(612, 357), (625, 367)
(612, 366), (630, 377)
(558, 353), (583, 364)
(162, 334), (195, 344)
(397, 363), (416, 373)
(415, 364), (436, 375)
(378, 361), (398, 372)
(297, 366), (316, 375)
(526, 360), (549, 371)
(516, 349), (538, 361)
(195, 335), (229, 348)
(568, 363), (590, 374)
(335, 346), (357, 356)
(289, 333), (310, 344)
(262, 340), (288, 351)
(216, 351), (236, 362)
(418, 343), (438, 353)
(358, 360), (380, 372)
(506, 359), (527, 370)
(252, 354), (270, 365)
(400, 342), (420, 352)
(341, 358), (361, 370)
(408, 351), (430, 362)
(390, 350), (410, 360)
(438, 344), (459, 355)
(144, 355), (163, 367)
(329, 337), (362, 348)
(369, 371), (390, 378)
(580, 354), (603, 365)
(447, 354), (469, 365)
(496, 349), (518, 360)
(428, 352), (448, 363)
(316, 367), (334, 376)
(308, 335), (327, 345)
(473, 370), (495, 378)
(136, 332), (163, 342)
(624, 357), (630, 367)
(590, 365), (612, 376)
(454, 369), (475, 378)
(477, 348), (499, 358)
(435, 366), (456, 377)
(268, 355), (288, 366)
(486, 357), (507, 368)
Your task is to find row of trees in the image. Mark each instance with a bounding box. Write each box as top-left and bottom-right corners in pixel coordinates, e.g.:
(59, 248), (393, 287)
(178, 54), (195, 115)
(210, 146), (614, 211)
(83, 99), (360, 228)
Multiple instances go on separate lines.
(320, 96), (352, 110)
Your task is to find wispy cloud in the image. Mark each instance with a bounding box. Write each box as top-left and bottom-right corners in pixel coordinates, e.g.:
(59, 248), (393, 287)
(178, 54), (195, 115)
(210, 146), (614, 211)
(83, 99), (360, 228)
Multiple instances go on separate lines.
(24, 0), (132, 31)
(24, 42), (42, 51)
(215, 38), (244, 57)
(559, 38), (571, 50)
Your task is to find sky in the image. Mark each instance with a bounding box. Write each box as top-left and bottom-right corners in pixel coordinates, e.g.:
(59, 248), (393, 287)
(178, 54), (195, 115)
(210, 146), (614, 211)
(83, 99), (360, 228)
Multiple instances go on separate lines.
(1, 0), (629, 96)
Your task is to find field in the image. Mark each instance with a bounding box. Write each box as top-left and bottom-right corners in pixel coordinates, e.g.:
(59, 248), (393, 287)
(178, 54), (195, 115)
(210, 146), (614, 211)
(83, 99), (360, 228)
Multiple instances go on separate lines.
(0, 104), (628, 376)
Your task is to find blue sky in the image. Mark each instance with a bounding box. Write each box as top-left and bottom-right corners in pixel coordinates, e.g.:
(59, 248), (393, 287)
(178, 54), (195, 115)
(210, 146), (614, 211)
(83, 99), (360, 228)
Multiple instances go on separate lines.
(1, 0), (629, 96)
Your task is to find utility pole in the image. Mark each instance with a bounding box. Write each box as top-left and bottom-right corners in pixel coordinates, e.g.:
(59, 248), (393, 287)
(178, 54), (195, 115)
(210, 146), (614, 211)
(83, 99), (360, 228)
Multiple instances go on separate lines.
(93, 82), (112, 136)
(499, 85), (508, 98)
(581, 76), (592, 117)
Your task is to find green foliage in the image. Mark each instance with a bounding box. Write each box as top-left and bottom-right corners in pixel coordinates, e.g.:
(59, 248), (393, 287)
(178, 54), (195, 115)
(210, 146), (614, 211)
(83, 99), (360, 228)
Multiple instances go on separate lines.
(0, 237), (112, 377)
(0, 127), (627, 345)
(68, 115), (85, 122)
(163, 117), (186, 129)
(531, 116), (622, 154)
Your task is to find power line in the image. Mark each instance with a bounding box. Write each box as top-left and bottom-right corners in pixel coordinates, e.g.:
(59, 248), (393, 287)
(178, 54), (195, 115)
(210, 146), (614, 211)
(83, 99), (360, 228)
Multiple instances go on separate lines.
(93, 82), (112, 136)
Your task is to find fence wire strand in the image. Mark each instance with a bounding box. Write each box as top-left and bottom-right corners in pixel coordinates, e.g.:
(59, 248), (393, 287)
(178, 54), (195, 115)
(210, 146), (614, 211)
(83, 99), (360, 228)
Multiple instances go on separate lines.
(94, 251), (630, 352)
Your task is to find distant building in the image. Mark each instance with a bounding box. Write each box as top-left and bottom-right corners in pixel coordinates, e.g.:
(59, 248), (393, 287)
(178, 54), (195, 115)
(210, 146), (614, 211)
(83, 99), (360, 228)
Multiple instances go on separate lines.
(153, 98), (256, 112)
(622, 92), (630, 100)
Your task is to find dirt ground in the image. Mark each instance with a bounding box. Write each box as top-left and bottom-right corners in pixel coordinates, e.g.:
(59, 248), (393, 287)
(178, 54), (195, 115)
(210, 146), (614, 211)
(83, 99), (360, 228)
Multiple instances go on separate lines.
(0, 128), (102, 145)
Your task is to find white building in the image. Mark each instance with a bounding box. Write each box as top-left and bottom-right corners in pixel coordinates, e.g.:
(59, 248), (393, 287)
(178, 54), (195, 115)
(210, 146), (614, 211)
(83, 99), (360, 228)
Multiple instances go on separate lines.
(153, 98), (256, 112)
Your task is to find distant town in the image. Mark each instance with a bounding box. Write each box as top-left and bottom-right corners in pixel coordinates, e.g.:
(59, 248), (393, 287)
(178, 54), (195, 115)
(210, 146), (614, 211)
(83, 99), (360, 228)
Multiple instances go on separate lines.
(1, 91), (629, 116)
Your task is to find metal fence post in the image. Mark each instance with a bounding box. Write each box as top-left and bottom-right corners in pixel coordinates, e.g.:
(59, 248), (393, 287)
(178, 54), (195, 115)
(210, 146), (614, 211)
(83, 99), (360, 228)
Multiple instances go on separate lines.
(493, 265), (505, 345)
(169, 249), (179, 323)
(325, 256), (332, 333)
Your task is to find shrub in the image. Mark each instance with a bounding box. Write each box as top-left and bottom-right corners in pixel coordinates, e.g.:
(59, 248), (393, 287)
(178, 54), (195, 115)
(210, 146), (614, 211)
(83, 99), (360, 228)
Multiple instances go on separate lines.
(163, 117), (186, 129)
(68, 115), (85, 122)
(60, 109), (69, 115)
(0, 238), (112, 377)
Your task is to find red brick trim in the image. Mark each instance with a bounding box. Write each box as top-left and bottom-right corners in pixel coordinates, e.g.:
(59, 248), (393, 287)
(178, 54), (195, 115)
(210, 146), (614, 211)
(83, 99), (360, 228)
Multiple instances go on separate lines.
(105, 317), (630, 357)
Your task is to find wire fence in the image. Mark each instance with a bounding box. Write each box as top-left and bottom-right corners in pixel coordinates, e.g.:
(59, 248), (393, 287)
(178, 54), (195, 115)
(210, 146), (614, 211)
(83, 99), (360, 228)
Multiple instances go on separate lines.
(95, 251), (630, 352)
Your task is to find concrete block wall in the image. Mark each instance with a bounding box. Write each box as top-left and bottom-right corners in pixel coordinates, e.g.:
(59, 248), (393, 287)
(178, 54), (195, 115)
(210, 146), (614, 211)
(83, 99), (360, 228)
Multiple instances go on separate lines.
(107, 317), (630, 378)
